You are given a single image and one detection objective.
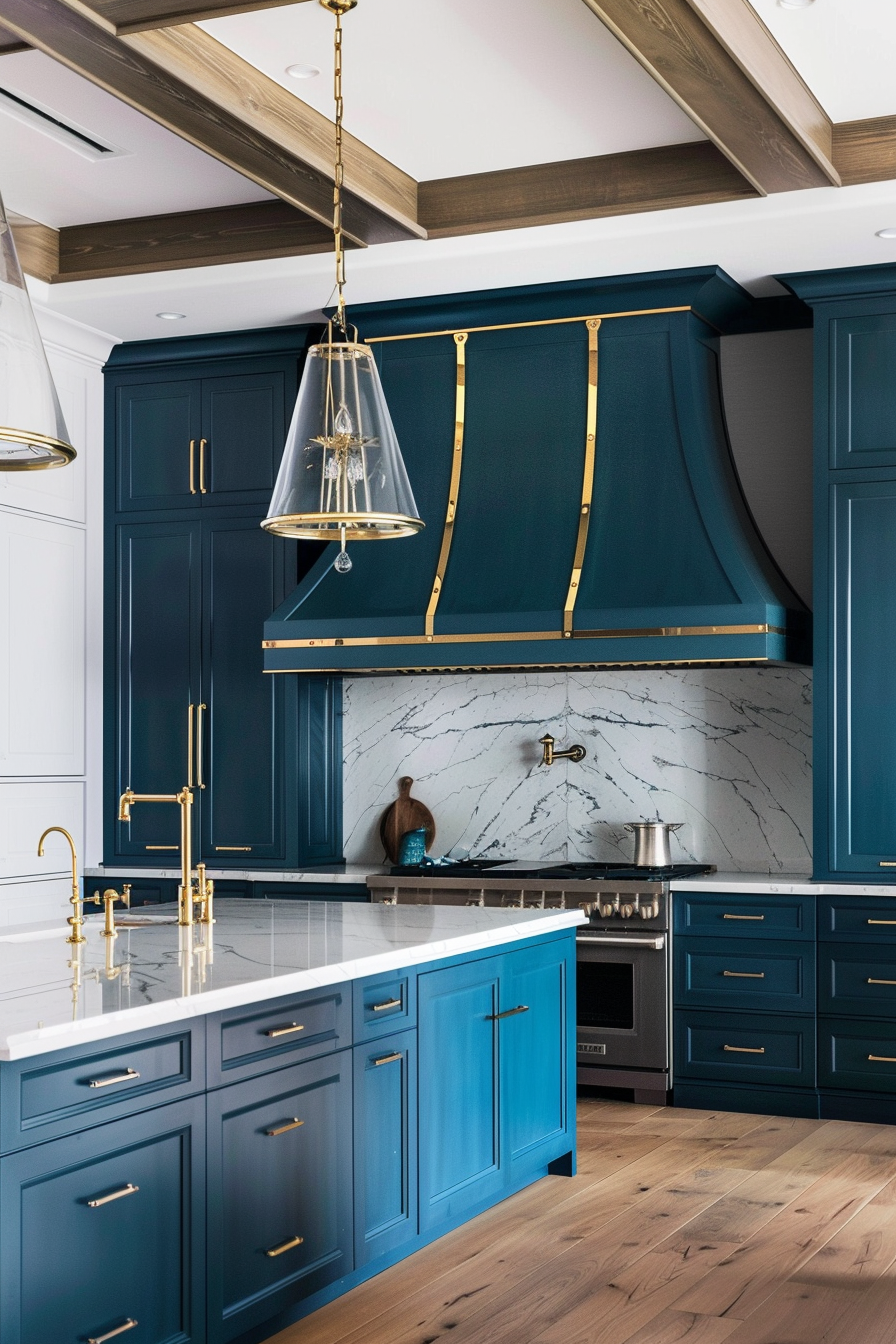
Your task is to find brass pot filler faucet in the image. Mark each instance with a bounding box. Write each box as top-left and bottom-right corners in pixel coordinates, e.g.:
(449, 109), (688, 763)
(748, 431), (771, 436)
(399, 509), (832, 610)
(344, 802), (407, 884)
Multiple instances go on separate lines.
(118, 787), (214, 927)
(538, 733), (586, 766)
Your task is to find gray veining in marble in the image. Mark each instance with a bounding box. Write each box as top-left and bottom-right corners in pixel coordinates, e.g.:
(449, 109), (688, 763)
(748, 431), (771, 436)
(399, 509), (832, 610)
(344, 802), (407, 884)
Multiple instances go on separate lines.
(343, 668), (812, 873)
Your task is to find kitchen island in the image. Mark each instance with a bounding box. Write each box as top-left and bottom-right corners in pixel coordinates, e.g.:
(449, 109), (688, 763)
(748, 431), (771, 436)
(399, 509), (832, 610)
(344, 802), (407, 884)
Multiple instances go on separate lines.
(0, 898), (582, 1344)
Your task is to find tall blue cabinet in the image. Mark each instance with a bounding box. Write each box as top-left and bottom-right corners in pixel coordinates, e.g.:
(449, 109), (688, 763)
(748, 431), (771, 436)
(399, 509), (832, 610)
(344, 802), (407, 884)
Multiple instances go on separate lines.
(782, 265), (896, 880)
(104, 328), (343, 871)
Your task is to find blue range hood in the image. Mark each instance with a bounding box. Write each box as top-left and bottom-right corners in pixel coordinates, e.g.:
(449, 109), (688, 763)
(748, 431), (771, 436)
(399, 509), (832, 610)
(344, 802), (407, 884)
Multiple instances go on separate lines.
(264, 268), (810, 674)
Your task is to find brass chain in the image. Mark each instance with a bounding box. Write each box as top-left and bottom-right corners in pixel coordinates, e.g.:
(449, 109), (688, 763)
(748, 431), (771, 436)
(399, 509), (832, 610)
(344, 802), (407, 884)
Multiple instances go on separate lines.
(332, 6), (346, 331)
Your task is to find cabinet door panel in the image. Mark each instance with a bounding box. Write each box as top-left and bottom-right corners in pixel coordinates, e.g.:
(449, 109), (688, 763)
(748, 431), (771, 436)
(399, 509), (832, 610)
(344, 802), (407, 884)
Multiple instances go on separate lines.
(116, 379), (201, 511)
(113, 520), (201, 858)
(207, 1053), (353, 1342)
(418, 956), (502, 1230)
(501, 939), (571, 1173)
(832, 482), (896, 870)
(296, 675), (343, 864)
(832, 313), (896, 468)
(2, 1098), (204, 1344)
(201, 371), (286, 505)
(201, 517), (291, 863)
(353, 1030), (417, 1266)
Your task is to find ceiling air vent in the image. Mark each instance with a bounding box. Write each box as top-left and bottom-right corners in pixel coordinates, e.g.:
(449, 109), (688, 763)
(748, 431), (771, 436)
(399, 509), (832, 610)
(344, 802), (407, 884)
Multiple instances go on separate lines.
(0, 86), (130, 161)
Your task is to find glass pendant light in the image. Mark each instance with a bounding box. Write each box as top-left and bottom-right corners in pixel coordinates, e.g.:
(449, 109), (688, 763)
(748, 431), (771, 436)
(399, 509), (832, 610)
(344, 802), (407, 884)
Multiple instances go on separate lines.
(262, 0), (423, 572)
(0, 190), (75, 469)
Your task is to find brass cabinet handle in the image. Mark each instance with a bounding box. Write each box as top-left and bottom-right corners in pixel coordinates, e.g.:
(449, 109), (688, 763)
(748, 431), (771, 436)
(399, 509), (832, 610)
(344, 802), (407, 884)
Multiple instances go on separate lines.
(868, 920), (896, 926)
(216, 846), (252, 852)
(879, 862), (896, 867)
(145, 845), (178, 851)
(196, 703), (206, 788)
(374, 1051), (402, 1066)
(485, 1005), (529, 1020)
(266, 1118), (304, 1137)
(199, 437), (208, 493)
(723, 913), (765, 921)
(723, 970), (766, 979)
(371, 998), (402, 1012)
(868, 978), (896, 985)
(87, 1068), (140, 1089)
(87, 1183), (139, 1208)
(88, 1320), (138, 1344)
(868, 1054), (896, 1063)
(723, 1044), (765, 1054)
(189, 438), (196, 494)
(265, 1022), (304, 1038)
(187, 702), (194, 787)
(266, 1234), (304, 1258)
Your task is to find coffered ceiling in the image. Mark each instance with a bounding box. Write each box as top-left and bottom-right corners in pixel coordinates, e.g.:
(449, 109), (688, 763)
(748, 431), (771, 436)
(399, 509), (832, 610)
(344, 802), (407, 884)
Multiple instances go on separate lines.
(1, 0), (896, 341)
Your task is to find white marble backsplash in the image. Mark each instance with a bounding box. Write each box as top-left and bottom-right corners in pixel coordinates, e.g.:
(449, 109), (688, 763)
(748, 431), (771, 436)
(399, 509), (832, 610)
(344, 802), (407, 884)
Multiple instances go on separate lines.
(343, 668), (812, 873)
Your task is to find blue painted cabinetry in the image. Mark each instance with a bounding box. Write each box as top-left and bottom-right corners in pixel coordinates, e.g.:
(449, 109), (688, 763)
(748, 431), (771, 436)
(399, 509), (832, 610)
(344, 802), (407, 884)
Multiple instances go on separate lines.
(353, 1029), (417, 1267)
(104, 330), (342, 872)
(673, 891), (818, 1118)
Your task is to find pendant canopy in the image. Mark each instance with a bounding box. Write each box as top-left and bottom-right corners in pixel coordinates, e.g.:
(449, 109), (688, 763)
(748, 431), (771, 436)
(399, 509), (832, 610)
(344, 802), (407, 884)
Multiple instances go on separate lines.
(262, 338), (423, 543)
(0, 190), (74, 470)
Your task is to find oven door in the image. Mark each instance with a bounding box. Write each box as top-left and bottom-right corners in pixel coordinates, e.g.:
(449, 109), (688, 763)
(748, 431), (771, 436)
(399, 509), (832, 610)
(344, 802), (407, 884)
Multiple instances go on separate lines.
(576, 932), (668, 1071)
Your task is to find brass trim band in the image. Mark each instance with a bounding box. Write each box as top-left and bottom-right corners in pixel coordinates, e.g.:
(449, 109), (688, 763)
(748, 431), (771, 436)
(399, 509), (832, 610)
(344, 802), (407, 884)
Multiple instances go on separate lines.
(266, 657), (771, 674)
(0, 425), (76, 469)
(263, 623), (784, 650)
(426, 332), (467, 638)
(564, 319), (600, 637)
(365, 306), (692, 344)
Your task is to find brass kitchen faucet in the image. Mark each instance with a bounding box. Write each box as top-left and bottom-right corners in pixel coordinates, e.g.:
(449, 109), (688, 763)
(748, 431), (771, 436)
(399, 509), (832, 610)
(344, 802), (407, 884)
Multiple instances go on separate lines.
(117, 788), (214, 926)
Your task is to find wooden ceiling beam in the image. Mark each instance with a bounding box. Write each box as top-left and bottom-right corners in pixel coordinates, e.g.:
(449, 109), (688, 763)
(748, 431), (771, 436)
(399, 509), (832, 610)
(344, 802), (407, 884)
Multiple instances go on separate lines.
(0, 0), (422, 245)
(78, 0), (312, 36)
(8, 212), (59, 283)
(833, 115), (896, 187)
(580, 0), (838, 194)
(0, 19), (28, 50)
(419, 140), (757, 238)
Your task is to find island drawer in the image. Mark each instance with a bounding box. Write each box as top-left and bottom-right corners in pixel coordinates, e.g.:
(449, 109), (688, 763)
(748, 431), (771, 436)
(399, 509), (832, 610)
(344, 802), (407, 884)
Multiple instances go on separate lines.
(819, 943), (896, 1017)
(818, 1017), (896, 1093)
(673, 893), (815, 940)
(0, 1022), (205, 1153)
(674, 1009), (816, 1087)
(207, 985), (352, 1087)
(674, 938), (814, 1013)
(353, 970), (416, 1041)
(819, 897), (896, 942)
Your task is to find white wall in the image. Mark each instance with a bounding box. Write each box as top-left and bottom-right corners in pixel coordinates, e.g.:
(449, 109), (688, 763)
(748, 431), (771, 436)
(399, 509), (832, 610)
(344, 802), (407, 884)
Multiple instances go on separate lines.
(0, 304), (116, 922)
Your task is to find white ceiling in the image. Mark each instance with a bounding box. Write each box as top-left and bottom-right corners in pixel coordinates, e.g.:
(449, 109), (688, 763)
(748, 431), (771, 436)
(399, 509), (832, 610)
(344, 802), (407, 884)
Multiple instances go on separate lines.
(746, 0), (896, 123)
(199, 0), (705, 180)
(0, 50), (272, 227)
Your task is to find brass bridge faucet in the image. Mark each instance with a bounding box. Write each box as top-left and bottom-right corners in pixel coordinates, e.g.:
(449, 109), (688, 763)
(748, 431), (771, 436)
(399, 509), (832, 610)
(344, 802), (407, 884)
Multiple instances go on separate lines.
(86, 886), (132, 938)
(539, 733), (586, 766)
(118, 787), (212, 926)
(37, 826), (84, 944)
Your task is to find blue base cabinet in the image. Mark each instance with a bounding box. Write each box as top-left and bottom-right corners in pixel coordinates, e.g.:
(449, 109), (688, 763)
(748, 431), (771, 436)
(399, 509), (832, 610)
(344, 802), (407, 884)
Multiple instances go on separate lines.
(0, 929), (576, 1344)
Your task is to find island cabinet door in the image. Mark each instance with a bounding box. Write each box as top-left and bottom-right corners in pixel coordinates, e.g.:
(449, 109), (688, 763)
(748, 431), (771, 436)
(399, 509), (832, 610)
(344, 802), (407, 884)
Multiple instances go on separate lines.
(500, 937), (574, 1181)
(206, 1052), (353, 1343)
(353, 1029), (417, 1267)
(0, 1096), (205, 1344)
(418, 955), (504, 1232)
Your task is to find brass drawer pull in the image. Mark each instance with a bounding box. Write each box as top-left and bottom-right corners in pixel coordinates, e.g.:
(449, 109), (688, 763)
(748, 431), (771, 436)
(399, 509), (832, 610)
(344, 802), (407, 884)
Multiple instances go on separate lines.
(723, 1045), (765, 1054)
(87, 1183), (139, 1208)
(145, 845), (178, 851)
(87, 1068), (140, 1089)
(868, 978), (896, 985)
(266, 1234), (304, 1258)
(868, 1054), (896, 1063)
(879, 862), (896, 867)
(216, 846), (252, 852)
(371, 998), (402, 1012)
(265, 1023), (304, 1038)
(88, 1320), (138, 1344)
(868, 920), (896, 926)
(189, 438), (196, 494)
(722, 914), (765, 921)
(266, 1118), (304, 1137)
(374, 1052), (402, 1066)
(723, 970), (766, 979)
(485, 1005), (529, 1020)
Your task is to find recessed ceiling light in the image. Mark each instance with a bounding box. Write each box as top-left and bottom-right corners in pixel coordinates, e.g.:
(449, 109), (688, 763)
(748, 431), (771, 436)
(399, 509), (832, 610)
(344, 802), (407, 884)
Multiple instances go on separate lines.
(877, 229), (896, 239)
(156, 311), (186, 320)
(777, 0), (815, 8)
(285, 64), (321, 79)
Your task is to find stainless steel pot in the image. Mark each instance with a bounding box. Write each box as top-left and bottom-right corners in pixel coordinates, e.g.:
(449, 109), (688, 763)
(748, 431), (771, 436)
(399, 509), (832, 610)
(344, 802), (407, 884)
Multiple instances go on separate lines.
(624, 822), (683, 868)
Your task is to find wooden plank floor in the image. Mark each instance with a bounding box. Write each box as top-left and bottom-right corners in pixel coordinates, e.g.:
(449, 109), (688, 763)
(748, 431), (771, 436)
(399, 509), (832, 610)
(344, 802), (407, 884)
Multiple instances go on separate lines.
(267, 1097), (896, 1344)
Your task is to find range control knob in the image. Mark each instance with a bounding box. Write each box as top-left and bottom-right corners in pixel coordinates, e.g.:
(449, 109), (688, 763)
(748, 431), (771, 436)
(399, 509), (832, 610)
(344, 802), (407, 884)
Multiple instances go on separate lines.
(599, 902), (615, 919)
(620, 902), (635, 919)
(640, 903), (654, 920)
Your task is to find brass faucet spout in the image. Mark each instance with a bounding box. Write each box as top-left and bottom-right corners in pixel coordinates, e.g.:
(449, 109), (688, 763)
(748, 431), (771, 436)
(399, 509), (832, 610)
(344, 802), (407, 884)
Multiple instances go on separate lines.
(118, 787), (196, 925)
(538, 734), (586, 767)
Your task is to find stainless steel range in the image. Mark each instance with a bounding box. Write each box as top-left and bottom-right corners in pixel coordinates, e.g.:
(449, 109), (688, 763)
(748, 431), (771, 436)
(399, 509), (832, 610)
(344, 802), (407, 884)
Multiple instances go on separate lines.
(367, 859), (714, 1106)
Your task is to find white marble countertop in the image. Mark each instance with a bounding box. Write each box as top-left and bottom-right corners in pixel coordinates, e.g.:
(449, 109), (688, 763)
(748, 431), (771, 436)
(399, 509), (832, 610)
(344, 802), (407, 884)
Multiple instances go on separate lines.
(83, 865), (384, 885)
(670, 872), (896, 896)
(0, 899), (584, 1062)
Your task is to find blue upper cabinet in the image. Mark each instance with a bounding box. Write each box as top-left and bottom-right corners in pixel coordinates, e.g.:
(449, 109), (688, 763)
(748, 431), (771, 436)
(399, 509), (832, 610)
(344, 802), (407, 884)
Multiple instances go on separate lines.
(115, 377), (201, 511)
(781, 263), (896, 879)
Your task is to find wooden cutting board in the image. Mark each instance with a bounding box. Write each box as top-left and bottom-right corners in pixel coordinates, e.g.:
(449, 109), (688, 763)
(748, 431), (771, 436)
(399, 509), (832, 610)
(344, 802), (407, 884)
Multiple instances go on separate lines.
(379, 777), (436, 864)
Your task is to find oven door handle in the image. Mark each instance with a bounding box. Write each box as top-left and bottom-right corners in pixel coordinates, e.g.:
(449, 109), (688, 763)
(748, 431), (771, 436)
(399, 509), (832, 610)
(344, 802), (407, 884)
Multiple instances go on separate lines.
(576, 934), (666, 950)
